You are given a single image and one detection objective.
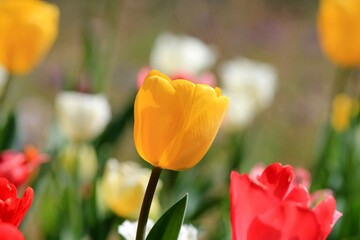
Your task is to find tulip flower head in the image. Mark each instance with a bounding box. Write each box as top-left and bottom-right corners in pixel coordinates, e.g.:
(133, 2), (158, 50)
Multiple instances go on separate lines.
(150, 32), (217, 76)
(0, 0), (59, 74)
(0, 223), (24, 240)
(317, 0), (360, 67)
(56, 91), (111, 142)
(134, 70), (229, 171)
(137, 67), (217, 89)
(0, 177), (34, 227)
(331, 94), (358, 132)
(118, 219), (198, 240)
(59, 142), (98, 186)
(137, 33), (217, 90)
(0, 146), (48, 187)
(100, 159), (161, 219)
(219, 57), (277, 130)
(230, 163), (341, 240)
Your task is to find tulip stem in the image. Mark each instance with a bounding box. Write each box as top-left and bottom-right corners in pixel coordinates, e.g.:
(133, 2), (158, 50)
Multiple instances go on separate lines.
(0, 74), (12, 111)
(136, 166), (162, 240)
(331, 67), (352, 98)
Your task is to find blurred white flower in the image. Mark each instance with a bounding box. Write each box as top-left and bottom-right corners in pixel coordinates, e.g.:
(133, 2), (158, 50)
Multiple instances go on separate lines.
(118, 219), (198, 240)
(219, 57), (277, 129)
(178, 224), (198, 240)
(100, 160), (161, 219)
(0, 65), (7, 96)
(118, 220), (154, 240)
(56, 91), (111, 142)
(150, 32), (217, 76)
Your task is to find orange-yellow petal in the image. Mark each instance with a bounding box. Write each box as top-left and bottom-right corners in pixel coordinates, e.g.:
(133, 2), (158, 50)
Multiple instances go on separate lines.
(0, 0), (59, 74)
(134, 70), (229, 171)
(317, 0), (360, 67)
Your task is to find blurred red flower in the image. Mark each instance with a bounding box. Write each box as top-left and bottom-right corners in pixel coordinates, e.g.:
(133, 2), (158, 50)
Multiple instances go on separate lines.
(0, 223), (24, 240)
(0, 177), (34, 227)
(0, 145), (48, 187)
(230, 163), (342, 240)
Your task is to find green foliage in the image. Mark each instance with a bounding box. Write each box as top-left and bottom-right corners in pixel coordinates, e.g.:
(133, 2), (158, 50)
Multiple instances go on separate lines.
(146, 194), (188, 240)
(0, 112), (16, 150)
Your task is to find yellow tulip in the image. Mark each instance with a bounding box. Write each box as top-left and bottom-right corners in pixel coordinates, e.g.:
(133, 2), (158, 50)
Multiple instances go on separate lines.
(331, 94), (358, 132)
(317, 0), (360, 67)
(100, 160), (161, 219)
(134, 70), (229, 171)
(0, 0), (59, 74)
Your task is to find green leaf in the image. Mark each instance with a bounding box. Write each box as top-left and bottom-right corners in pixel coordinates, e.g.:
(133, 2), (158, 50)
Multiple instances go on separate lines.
(146, 194), (188, 240)
(93, 94), (135, 149)
(92, 95), (135, 175)
(0, 112), (16, 150)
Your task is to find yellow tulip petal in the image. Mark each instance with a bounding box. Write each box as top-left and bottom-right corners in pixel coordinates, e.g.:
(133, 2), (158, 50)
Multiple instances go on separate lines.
(101, 160), (161, 219)
(159, 82), (229, 170)
(0, 0), (59, 74)
(331, 94), (358, 132)
(318, 0), (360, 66)
(134, 70), (229, 170)
(134, 73), (183, 167)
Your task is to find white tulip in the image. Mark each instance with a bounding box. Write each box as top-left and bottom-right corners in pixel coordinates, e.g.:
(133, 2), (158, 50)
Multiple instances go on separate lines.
(56, 91), (111, 141)
(150, 32), (217, 76)
(178, 224), (198, 240)
(219, 57), (277, 129)
(118, 219), (198, 240)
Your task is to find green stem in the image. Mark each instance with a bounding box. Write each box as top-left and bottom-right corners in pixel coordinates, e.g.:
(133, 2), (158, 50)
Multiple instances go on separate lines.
(312, 67), (353, 190)
(136, 166), (162, 240)
(228, 131), (244, 172)
(0, 74), (12, 111)
(330, 67), (352, 99)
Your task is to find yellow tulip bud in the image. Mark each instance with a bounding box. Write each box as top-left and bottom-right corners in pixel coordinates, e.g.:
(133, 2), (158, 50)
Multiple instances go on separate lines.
(59, 142), (98, 184)
(0, 0), (59, 74)
(331, 94), (358, 132)
(100, 160), (161, 219)
(317, 0), (360, 67)
(134, 70), (229, 171)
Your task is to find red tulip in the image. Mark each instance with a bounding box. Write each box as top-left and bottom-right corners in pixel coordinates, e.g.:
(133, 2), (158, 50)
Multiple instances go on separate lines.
(230, 163), (341, 240)
(0, 177), (34, 227)
(0, 223), (24, 240)
(0, 146), (48, 187)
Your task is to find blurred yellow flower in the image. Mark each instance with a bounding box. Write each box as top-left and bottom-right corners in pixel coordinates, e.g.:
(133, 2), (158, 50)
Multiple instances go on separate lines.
(331, 94), (358, 132)
(59, 142), (98, 185)
(100, 160), (161, 219)
(317, 0), (360, 67)
(134, 70), (229, 171)
(0, 0), (59, 74)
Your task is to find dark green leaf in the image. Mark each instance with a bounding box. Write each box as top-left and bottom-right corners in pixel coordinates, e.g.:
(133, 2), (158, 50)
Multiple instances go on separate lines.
(0, 112), (16, 150)
(93, 94), (135, 149)
(146, 194), (188, 240)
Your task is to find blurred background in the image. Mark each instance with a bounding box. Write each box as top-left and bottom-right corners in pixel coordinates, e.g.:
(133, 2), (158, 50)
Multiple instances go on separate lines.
(4, 0), (357, 239)
(11, 0), (334, 168)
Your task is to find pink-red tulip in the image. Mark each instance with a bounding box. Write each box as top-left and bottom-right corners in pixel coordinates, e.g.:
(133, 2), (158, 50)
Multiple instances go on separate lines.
(0, 223), (24, 240)
(0, 177), (34, 227)
(230, 163), (341, 240)
(0, 146), (48, 187)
